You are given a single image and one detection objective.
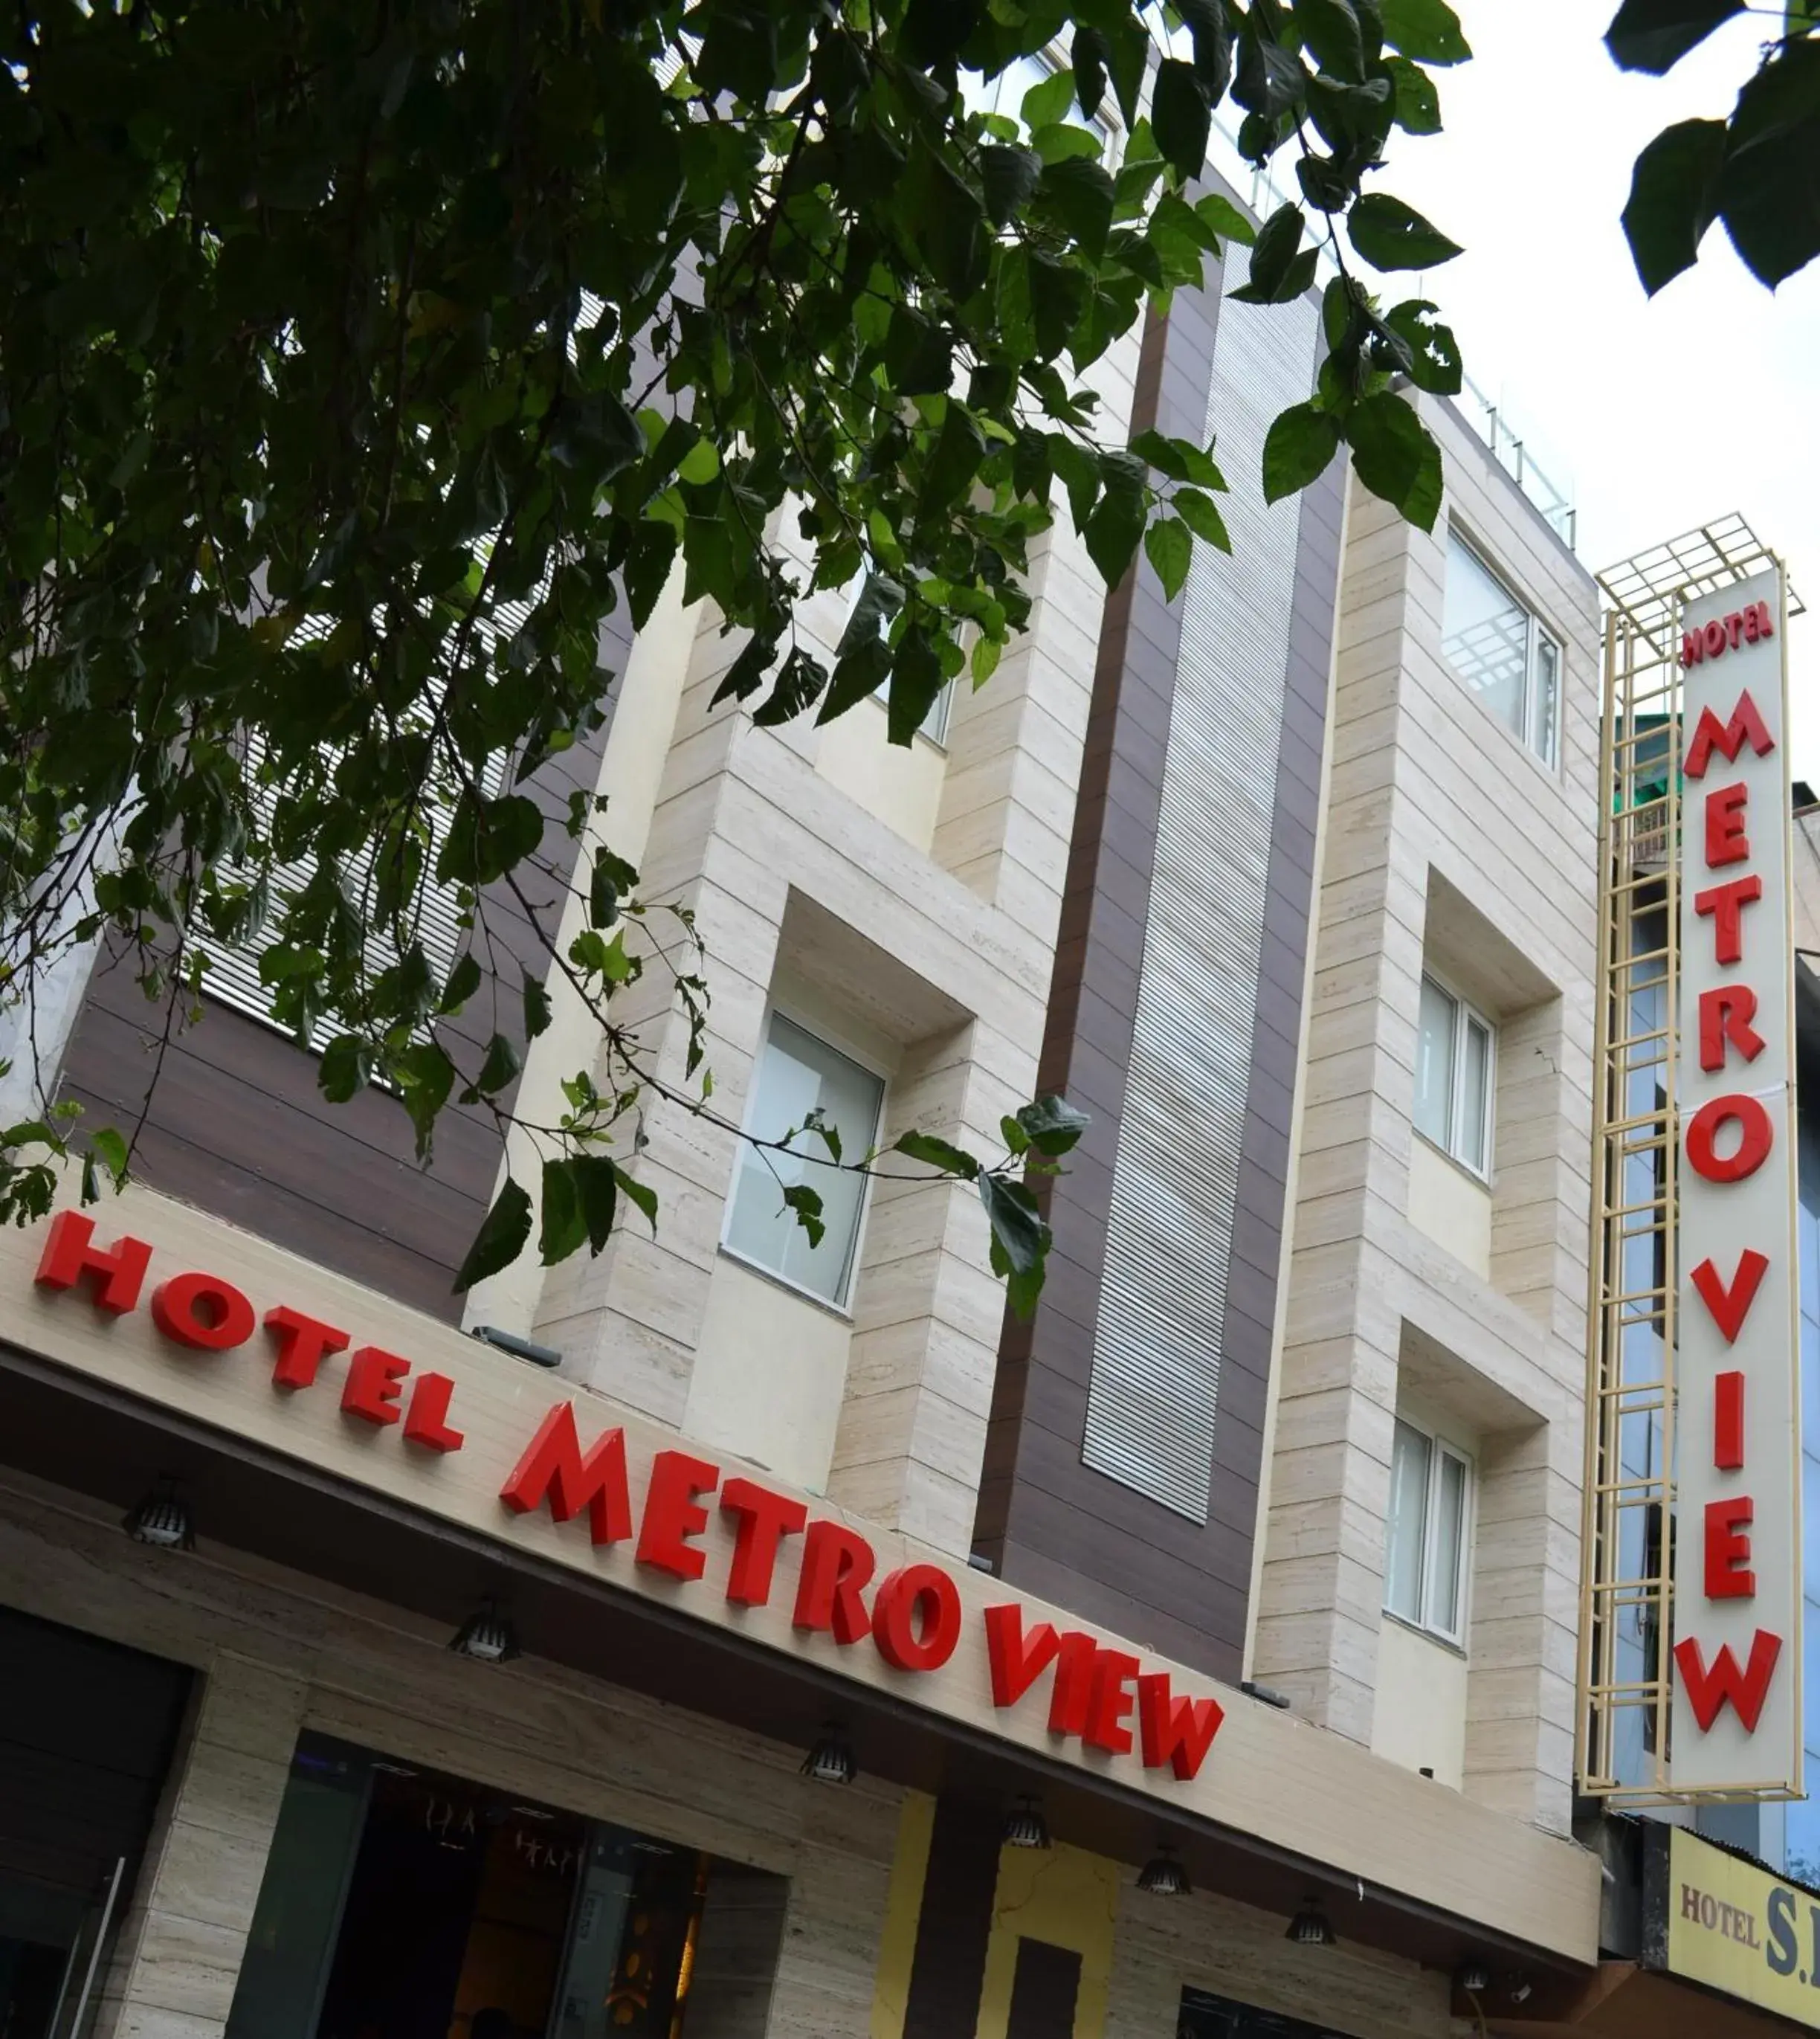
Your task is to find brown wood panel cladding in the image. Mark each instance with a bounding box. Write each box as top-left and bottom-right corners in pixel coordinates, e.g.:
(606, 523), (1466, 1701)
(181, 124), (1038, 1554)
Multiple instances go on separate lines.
(1005, 1938), (1084, 2039)
(900, 1796), (1003, 2039)
(975, 219), (1342, 1681)
(57, 627), (627, 1321)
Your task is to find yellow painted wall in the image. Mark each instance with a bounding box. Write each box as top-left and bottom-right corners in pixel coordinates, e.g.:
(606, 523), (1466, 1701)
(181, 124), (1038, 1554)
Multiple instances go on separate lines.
(870, 1791), (937, 2039)
(977, 1842), (1119, 2039)
(816, 695), (948, 852)
(1406, 1137), (1492, 1278)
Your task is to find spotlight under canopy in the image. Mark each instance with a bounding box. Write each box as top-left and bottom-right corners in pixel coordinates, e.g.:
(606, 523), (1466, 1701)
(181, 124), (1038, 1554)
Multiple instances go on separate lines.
(1285, 1895), (1337, 1948)
(801, 1723), (856, 1786)
(448, 1603), (520, 1663)
(1137, 1845), (1191, 1897)
(124, 1487), (194, 1551)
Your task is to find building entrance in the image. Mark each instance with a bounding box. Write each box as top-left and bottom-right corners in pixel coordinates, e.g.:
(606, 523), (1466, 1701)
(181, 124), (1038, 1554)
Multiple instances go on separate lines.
(230, 1734), (784, 2039)
(0, 1607), (192, 2039)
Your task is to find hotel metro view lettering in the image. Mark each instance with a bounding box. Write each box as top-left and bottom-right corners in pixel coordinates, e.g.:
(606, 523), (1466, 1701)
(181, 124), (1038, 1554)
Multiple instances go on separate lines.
(1670, 564), (1803, 1794)
(29, 1207), (1224, 1787)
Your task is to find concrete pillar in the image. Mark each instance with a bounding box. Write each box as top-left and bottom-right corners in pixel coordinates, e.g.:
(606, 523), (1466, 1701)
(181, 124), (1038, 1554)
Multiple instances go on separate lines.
(90, 1654), (305, 2039)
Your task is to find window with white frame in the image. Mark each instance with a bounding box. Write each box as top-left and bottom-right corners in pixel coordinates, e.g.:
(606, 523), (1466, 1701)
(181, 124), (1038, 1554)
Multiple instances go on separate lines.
(723, 1010), (886, 1308)
(1384, 1417), (1472, 1646)
(1413, 973), (1494, 1179)
(1442, 532), (1562, 768)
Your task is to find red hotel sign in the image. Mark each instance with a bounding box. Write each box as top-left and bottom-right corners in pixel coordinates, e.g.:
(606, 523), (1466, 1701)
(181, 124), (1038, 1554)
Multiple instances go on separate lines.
(1670, 564), (1803, 1794)
(31, 1208), (1224, 1783)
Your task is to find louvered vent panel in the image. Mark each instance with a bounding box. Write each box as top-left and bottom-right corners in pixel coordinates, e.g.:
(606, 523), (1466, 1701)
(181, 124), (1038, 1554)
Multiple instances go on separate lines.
(1080, 289), (1320, 1521)
(196, 602), (528, 1040)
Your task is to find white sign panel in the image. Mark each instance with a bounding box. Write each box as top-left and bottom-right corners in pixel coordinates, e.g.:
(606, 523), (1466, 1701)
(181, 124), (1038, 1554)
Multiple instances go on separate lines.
(1670, 563), (1802, 1794)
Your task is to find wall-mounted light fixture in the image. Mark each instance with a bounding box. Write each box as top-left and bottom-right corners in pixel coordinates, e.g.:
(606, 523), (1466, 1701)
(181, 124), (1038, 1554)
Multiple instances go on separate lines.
(1002, 1797), (1051, 1850)
(124, 1484), (194, 1551)
(449, 1602), (520, 1663)
(1137, 1845), (1190, 1897)
(1285, 1895), (1337, 1948)
(801, 1723), (856, 1785)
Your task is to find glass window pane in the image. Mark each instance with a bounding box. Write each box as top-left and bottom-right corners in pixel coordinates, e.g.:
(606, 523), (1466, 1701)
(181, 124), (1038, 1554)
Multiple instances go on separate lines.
(723, 1014), (885, 1305)
(1459, 1017), (1492, 1174)
(1532, 632), (1561, 766)
(1429, 1450), (1469, 1638)
(1413, 977), (1456, 1150)
(1385, 1421), (1431, 1623)
(1443, 539), (1529, 744)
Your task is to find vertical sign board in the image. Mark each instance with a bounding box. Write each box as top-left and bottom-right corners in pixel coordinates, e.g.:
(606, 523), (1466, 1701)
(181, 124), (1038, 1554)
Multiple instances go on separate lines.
(1671, 563), (1802, 1794)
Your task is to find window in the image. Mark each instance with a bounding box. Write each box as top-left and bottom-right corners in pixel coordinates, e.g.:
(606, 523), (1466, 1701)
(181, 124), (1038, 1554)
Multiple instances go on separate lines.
(723, 1011), (885, 1307)
(1413, 973), (1494, 1178)
(1384, 1417), (1472, 1646)
(1442, 532), (1563, 767)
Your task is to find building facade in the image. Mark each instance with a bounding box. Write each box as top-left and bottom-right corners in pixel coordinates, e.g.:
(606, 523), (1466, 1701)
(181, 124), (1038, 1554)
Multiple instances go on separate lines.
(0, 169), (1609, 2039)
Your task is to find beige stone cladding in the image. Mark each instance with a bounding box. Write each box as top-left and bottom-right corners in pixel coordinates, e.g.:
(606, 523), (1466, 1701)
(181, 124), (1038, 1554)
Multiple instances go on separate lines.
(1103, 1869), (1452, 2039)
(1253, 396), (1601, 1838)
(513, 338), (1139, 1562)
(0, 1472), (897, 2039)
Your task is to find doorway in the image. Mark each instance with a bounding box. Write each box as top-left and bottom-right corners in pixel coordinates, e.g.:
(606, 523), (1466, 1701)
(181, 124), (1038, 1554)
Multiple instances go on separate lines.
(230, 1735), (777, 2039)
(0, 1608), (191, 2039)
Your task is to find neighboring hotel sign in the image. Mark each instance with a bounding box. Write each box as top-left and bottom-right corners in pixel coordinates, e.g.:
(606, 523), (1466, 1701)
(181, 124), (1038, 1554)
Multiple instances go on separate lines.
(1671, 564), (1803, 1794)
(1645, 1827), (1820, 2026)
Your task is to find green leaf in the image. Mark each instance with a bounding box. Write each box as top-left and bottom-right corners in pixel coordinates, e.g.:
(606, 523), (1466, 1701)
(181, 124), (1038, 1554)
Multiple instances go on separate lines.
(474, 1032), (522, 1096)
(1346, 193), (1463, 269)
(1020, 65), (1077, 130)
(319, 1034), (369, 1103)
(439, 950), (482, 1014)
(573, 1154), (619, 1254)
(978, 1172), (1051, 1318)
(1082, 477), (1147, 587)
(1236, 202), (1307, 300)
(1604, 0), (1744, 74)
(1016, 1095), (1091, 1156)
(980, 144), (1043, 226)
(90, 1126), (129, 1185)
(523, 968), (554, 1041)
(1621, 120), (1727, 293)
(781, 1182), (825, 1248)
(677, 438), (720, 486)
(1299, 0), (1366, 82)
(1175, 486), (1233, 551)
(1145, 518), (1193, 601)
(1346, 390), (1445, 531)
(1152, 59), (1213, 180)
(613, 1162), (659, 1233)
(1378, 0), (1472, 63)
(1073, 25), (1110, 120)
(539, 1156), (587, 1266)
(1262, 402), (1343, 503)
(1001, 1114), (1030, 1157)
(1384, 54), (1442, 132)
(896, 1129), (981, 1177)
(453, 1176), (533, 1292)
(1382, 300), (1463, 394)
(1713, 43), (1820, 286)
(1195, 192), (1258, 245)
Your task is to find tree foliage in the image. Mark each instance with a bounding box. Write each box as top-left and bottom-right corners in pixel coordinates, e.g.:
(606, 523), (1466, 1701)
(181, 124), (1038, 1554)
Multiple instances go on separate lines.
(0, 0), (1465, 1301)
(1609, 0), (1820, 292)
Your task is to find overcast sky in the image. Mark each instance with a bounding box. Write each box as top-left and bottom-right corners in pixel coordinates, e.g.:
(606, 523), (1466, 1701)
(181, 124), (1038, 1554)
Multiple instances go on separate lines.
(1380, 1), (1820, 776)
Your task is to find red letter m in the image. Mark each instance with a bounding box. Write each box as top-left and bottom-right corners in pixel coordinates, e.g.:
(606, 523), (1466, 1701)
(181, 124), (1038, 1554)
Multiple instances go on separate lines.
(1674, 1629), (1783, 1733)
(1685, 691), (1775, 781)
(500, 1403), (631, 1544)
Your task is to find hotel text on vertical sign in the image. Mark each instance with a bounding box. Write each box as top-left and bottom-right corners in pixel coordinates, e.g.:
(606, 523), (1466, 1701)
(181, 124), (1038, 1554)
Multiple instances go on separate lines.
(1671, 564), (1803, 1794)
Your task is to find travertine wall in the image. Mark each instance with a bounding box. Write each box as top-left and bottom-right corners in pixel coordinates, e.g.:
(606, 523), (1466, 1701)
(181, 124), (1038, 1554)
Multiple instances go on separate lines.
(1253, 400), (1600, 1835)
(0, 1472), (899, 2039)
(1103, 1871), (1452, 2039)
